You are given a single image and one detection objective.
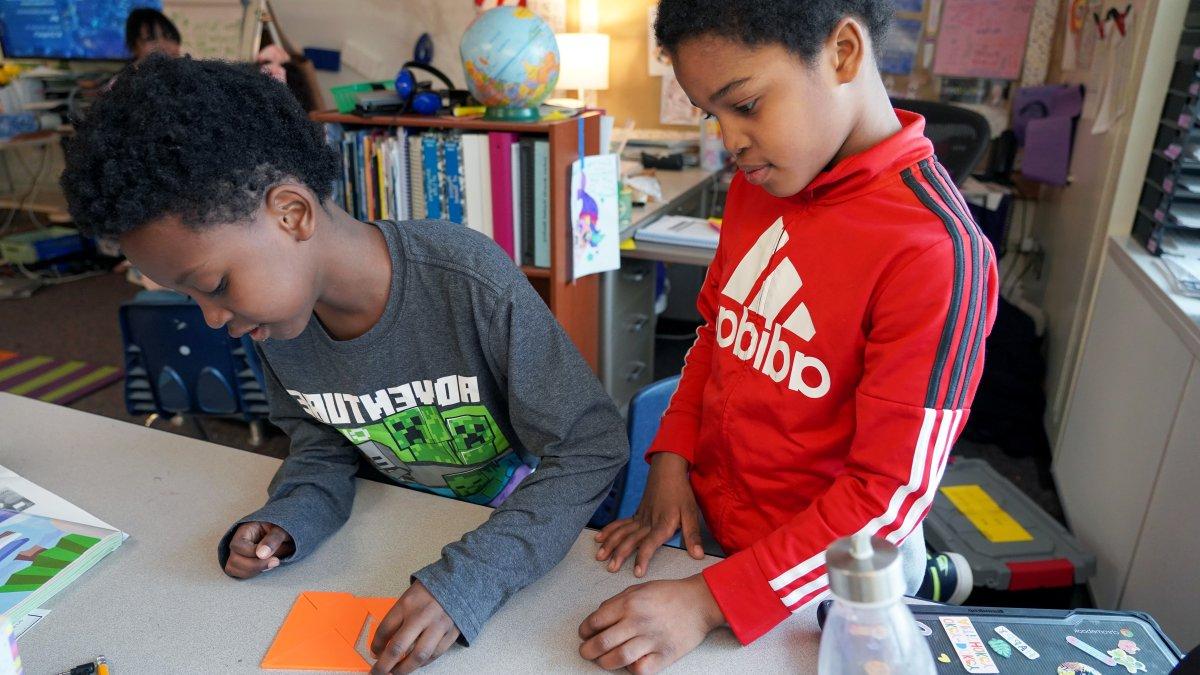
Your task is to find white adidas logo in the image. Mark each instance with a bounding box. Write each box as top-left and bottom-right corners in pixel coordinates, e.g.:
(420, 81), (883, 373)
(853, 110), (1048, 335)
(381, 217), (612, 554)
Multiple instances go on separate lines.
(715, 217), (831, 398)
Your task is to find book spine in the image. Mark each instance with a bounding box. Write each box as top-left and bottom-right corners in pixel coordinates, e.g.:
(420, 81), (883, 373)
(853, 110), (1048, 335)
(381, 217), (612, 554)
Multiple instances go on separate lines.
(341, 136), (355, 216)
(421, 134), (442, 220)
(443, 134), (465, 225)
(488, 132), (518, 259)
(408, 133), (426, 220)
(510, 140), (522, 266)
(376, 140), (387, 221)
(533, 140), (550, 268)
(519, 139), (536, 266)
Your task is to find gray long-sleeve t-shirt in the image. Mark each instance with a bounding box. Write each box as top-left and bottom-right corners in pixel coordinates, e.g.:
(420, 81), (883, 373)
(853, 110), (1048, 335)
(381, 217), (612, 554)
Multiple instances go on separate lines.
(216, 219), (628, 644)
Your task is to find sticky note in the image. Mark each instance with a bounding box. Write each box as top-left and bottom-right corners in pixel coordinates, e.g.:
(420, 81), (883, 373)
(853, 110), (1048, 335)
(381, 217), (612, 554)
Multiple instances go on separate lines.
(940, 484), (1033, 543)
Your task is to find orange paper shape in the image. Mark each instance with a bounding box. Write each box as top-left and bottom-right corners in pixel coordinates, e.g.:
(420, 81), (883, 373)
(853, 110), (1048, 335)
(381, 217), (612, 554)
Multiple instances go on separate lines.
(261, 591), (398, 672)
(362, 596), (399, 649)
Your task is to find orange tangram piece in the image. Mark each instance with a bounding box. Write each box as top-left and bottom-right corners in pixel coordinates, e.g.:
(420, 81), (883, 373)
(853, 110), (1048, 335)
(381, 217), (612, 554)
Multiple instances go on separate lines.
(261, 591), (399, 671)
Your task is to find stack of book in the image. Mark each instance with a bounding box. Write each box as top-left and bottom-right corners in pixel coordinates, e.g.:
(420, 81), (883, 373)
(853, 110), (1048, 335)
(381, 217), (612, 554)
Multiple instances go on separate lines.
(325, 124), (554, 268)
(0, 463), (126, 623)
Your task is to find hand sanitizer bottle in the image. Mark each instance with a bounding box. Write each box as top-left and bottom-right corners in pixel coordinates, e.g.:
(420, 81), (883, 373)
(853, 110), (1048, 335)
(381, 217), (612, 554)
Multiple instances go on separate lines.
(818, 533), (935, 674)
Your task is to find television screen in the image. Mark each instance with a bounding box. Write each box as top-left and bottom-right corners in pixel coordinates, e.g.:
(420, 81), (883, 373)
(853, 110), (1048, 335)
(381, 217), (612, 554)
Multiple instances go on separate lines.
(0, 1), (162, 61)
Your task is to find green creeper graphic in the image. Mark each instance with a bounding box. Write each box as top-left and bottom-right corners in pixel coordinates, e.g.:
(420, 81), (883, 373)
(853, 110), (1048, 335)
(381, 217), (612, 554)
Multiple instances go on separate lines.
(444, 405), (508, 464)
(443, 462), (512, 497)
(338, 404), (513, 499)
(384, 406), (457, 464)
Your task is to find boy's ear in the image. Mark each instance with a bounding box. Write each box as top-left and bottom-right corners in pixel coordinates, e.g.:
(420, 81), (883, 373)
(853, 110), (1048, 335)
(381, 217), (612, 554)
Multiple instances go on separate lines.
(829, 18), (866, 86)
(265, 184), (317, 242)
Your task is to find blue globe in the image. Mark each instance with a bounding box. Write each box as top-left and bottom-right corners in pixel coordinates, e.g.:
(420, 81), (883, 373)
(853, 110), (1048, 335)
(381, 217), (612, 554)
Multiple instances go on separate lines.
(460, 6), (559, 121)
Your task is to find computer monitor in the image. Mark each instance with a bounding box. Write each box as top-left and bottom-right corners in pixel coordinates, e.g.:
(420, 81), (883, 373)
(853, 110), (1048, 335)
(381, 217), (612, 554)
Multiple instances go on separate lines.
(0, 0), (162, 61)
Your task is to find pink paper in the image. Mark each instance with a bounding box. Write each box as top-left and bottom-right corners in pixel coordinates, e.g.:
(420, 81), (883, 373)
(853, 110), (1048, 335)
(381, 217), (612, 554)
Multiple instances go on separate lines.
(933, 0), (1038, 80)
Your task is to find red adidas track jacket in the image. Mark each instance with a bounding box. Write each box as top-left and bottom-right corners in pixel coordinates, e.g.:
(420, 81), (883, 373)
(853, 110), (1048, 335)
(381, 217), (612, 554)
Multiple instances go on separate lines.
(647, 110), (998, 644)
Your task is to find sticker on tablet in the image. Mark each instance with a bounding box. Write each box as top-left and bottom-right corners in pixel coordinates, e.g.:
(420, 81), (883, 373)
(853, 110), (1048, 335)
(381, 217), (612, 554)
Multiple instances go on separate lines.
(995, 625), (1039, 660)
(987, 638), (1012, 659)
(939, 616), (999, 674)
(1107, 648), (1147, 674)
(1058, 662), (1102, 675)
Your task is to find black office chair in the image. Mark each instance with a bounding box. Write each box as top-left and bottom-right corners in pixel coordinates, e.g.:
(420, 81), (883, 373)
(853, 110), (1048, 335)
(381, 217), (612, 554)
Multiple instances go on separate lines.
(892, 98), (991, 187)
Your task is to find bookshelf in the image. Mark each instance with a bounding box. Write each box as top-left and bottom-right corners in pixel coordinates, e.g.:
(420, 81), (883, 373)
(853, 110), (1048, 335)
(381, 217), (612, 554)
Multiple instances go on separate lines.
(310, 110), (603, 371)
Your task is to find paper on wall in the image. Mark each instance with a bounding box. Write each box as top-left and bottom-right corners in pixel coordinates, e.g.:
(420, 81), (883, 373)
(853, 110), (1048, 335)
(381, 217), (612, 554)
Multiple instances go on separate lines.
(660, 70), (700, 126)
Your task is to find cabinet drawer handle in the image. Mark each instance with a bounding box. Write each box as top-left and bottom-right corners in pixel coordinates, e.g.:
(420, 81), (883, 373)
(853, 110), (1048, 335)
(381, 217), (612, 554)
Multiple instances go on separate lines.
(626, 314), (649, 332)
(623, 362), (647, 382)
(621, 268), (649, 283)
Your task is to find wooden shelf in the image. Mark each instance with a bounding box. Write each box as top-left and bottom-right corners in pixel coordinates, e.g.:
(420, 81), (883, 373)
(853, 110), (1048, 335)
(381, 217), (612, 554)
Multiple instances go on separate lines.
(310, 109), (603, 371)
(311, 110), (600, 135)
(521, 266), (552, 279)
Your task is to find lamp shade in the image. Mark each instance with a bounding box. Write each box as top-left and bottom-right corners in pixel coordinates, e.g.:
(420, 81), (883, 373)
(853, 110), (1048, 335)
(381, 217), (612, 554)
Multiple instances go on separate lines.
(555, 33), (610, 91)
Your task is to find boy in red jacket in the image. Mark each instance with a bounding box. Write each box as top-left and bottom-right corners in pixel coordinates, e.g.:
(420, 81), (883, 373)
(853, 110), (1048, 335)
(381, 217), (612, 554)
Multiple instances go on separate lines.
(579, 1), (998, 672)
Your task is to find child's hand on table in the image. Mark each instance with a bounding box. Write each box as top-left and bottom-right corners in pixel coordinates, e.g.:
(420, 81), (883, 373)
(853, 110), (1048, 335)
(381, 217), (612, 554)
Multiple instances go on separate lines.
(579, 573), (723, 674)
(595, 452), (705, 577)
(224, 521), (295, 578)
(370, 580), (460, 674)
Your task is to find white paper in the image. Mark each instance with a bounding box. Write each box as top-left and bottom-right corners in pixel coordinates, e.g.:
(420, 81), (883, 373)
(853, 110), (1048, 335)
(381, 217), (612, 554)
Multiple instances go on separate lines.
(1091, 10), (1133, 135)
(13, 608), (48, 640)
(0, 464), (121, 534)
(570, 154), (621, 280)
(635, 215), (720, 249)
(1171, 203), (1200, 229)
(647, 5), (672, 76)
(1177, 175), (1200, 193)
(660, 71), (701, 126)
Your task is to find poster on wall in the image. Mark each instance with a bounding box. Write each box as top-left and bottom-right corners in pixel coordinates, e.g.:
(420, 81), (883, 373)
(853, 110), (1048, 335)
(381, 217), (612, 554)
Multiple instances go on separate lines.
(1019, 0), (1058, 86)
(163, 1), (245, 60)
(570, 154), (621, 280)
(660, 70), (701, 126)
(932, 0), (1037, 80)
(647, 4), (672, 76)
(879, 18), (922, 75)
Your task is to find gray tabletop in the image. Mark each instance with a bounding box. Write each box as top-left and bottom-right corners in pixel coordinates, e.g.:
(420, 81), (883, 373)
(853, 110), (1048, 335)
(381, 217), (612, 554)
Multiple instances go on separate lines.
(1, 393), (820, 673)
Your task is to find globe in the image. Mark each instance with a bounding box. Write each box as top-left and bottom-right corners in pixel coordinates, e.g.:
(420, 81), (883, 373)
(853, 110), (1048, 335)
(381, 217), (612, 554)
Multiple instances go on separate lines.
(460, 6), (559, 122)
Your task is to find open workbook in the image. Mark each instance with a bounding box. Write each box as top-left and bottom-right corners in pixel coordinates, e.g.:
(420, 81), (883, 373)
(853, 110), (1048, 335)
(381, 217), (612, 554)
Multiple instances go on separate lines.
(0, 464), (126, 622)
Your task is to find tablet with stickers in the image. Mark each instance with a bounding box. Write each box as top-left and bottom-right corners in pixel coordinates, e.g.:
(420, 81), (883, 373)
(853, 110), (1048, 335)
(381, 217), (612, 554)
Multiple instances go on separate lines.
(819, 603), (1183, 674)
(910, 606), (1181, 674)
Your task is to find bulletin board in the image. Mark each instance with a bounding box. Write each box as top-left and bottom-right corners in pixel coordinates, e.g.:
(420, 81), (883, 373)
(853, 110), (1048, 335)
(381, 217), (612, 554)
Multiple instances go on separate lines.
(162, 0), (249, 61)
(879, 0), (1059, 103)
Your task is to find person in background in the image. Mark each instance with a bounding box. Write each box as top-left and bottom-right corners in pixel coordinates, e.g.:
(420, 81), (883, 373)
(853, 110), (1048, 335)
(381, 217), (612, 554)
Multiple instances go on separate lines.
(125, 8), (181, 63)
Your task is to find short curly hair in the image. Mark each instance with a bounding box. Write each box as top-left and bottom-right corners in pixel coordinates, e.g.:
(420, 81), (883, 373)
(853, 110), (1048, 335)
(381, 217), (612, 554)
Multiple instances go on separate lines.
(61, 55), (339, 238)
(654, 0), (893, 63)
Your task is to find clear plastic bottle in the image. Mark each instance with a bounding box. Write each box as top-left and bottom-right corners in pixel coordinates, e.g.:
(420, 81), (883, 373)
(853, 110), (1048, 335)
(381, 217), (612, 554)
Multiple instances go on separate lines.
(817, 533), (935, 675)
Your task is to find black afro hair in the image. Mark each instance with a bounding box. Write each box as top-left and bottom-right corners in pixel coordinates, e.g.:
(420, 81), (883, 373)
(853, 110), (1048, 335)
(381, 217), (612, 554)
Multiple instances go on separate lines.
(61, 55), (339, 238)
(654, 0), (893, 63)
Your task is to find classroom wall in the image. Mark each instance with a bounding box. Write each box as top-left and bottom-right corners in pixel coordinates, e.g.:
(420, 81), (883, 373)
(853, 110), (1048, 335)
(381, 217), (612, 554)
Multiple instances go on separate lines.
(592, 0), (679, 132)
(271, 0), (677, 131)
(269, 0), (479, 93)
(1035, 0), (1183, 447)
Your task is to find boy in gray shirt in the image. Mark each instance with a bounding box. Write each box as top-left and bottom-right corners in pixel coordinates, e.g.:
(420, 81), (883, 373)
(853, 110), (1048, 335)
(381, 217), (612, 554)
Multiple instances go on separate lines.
(60, 56), (627, 673)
